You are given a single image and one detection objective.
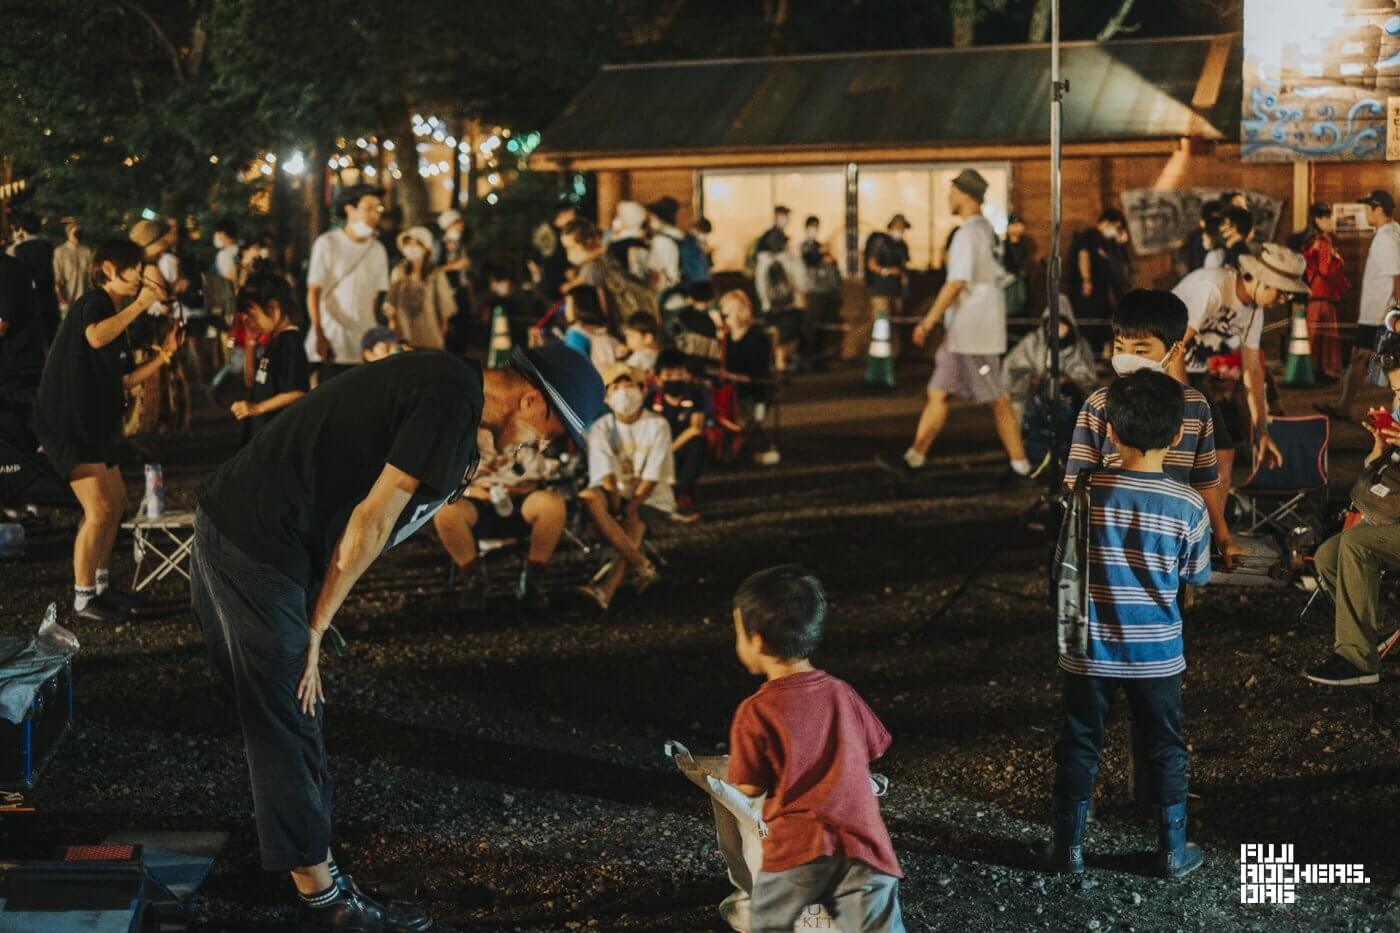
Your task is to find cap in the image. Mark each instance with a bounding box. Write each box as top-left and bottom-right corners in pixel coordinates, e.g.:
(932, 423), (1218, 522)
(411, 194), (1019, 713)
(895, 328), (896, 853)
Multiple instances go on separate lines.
(952, 168), (989, 202)
(615, 200), (647, 232)
(1360, 190), (1396, 214)
(396, 225), (435, 253)
(646, 196), (679, 226)
(1238, 243), (1308, 295)
(437, 209), (463, 230)
(599, 361), (642, 388)
(888, 213), (910, 230)
(510, 344), (605, 448)
(360, 326), (403, 353)
(128, 219), (167, 254)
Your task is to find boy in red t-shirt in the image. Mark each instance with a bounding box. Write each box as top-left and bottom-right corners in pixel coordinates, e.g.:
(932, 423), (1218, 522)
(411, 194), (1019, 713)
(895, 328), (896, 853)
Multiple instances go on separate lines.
(727, 566), (905, 933)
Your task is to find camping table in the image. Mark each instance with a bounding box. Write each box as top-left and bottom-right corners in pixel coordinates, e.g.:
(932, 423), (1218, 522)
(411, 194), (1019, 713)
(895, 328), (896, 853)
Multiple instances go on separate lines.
(122, 511), (196, 592)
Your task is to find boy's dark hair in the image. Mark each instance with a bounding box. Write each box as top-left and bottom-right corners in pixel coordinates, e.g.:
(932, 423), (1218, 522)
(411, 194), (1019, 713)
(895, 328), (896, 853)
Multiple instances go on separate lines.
(89, 238), (145, 288)
(686, 280), (715, 303)
(1309, 201), (1332, 223)
(656, 348), (691, 373)
(1106, 370), (1185, 454)
(1376, 333), (1400, 375)
(734, 565), (827, 661)
(236, 271), (300, 320)
(1112, 289), (1188, 348)
(774, 205), (790, 217)
(568, 286), (605, 326)
(562, 218), (602, 249)
(14, 211), (40, 234)
(337, 184), (384, 219)
(804, 215), (820, 227)
(482, 261), (511, 283)
(695, 217), (713, 235)
(1099, 207), (1126, 227)
(624, 312), (658, 336)
(214, 217), (238, 239)
(1223, 205), (1254, 238)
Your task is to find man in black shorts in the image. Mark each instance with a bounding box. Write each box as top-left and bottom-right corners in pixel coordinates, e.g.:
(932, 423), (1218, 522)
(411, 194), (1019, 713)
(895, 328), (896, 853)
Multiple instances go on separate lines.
(192, 344), (602, 932)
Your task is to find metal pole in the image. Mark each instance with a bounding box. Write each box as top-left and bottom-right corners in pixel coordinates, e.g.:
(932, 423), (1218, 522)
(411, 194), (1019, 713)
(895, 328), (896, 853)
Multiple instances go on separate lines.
(1046, 0), (1066, 481)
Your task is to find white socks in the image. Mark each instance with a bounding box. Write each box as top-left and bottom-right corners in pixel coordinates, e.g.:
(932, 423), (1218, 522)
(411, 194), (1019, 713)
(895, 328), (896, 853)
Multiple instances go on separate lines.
(74, 585), (96, 611)
(1010, 459), (1032, 476)
(903, 448), (927, 469)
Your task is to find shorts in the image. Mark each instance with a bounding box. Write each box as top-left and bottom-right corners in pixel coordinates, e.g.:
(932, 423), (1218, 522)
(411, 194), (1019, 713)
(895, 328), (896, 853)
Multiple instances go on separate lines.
(1355, 323), (1381, 354)
(38, 433), (121, 481)
(927, 344), (1006, 402)
(467, 497), (532, 541)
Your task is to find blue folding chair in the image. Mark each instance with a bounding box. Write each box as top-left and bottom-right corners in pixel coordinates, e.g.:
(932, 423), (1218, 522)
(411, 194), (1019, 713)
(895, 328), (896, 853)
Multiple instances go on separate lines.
(1233, 415), (1330, 536)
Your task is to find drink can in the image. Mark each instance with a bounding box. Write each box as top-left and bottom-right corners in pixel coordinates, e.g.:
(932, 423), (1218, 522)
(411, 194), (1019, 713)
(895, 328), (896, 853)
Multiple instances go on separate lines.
(144, 463), (165, 519)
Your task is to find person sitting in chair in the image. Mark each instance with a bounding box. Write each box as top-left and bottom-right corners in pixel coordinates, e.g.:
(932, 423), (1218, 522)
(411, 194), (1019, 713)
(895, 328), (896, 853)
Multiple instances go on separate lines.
(1304, 335), (1400, 687)
(432, 427), (565, 610)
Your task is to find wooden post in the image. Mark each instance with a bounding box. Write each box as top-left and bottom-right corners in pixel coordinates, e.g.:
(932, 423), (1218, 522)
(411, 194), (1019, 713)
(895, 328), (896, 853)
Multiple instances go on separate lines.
(596, 170), (624, 227)
(1292, 160), (1311, 233)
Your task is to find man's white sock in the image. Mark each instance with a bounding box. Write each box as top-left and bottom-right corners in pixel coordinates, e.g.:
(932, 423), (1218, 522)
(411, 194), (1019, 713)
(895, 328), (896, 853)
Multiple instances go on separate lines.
(1010, 458), (1032, 476)
(903, 448), (927, 469)
(74, 585), (96, 612)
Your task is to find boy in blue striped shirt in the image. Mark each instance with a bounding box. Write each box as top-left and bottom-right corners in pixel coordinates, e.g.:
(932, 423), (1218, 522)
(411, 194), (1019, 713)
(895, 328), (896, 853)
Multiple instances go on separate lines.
(1035, 370), (1213, 879)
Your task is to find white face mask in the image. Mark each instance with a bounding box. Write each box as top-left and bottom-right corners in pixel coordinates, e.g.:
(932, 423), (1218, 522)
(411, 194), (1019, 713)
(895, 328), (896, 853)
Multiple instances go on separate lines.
(402, 244), (426, 263)
(1111, 346), (1174, 376)
(348, 219), (375, 239)
(607, 385), (644, 418)
(889, 229), (905, 242)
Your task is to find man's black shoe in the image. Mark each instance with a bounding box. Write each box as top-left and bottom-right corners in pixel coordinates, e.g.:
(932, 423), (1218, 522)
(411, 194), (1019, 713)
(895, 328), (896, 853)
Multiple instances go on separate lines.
(456, 563), (487, 611)
(330, 875), (434, 932)
(516, 564), (550, 611)
(874, 453), (920, 481)
(74, 597), (126, 624)
(297, 890), (432, 932)
(1303, 653), (1379, 686)
(98, 586), (147, 614)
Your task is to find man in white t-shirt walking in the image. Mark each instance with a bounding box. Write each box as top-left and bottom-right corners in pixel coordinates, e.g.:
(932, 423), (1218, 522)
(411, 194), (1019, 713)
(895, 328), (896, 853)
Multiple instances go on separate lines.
(306, 184), (390, 382)
(877, 169), (1030, 480)
(1320, 190), (1400, 420)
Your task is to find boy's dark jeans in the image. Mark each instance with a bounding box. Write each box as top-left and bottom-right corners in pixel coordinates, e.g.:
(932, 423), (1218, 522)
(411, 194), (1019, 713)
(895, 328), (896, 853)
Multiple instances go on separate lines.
(1053, 672), (1187, 806)
(674, 436), (704, 499)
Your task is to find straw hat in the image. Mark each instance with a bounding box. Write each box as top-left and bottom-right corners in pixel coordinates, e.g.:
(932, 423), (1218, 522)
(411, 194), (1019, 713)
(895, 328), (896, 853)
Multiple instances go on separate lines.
(1238, 243), (1307, 295)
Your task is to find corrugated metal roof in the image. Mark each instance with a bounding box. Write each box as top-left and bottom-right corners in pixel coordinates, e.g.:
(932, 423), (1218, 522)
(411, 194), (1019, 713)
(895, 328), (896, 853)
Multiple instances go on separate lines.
(538, 34), (1241, 160)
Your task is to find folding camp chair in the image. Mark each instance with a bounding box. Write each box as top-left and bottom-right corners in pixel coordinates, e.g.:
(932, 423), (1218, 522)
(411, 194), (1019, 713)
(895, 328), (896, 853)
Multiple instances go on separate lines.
(1233, 415), (1329, 537)
(124, 510), (197, 592)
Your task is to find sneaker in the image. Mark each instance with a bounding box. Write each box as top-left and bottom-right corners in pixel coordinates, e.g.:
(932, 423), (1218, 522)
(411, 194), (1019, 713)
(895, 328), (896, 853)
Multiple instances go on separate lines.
(634, 562), (661, 595)
(515, 565), (550, 611)
(1002, 467), (1037, 488)
(670, 507), (700, 524)
(296, 890), (432, 932)
(456, 564), (488, 610)
(332, 874), (433, 932)
(874, 453), (921, 481)
(1303, 653), (1379, 686)
(74, 596), (126, 624)
(754, 449), (782, 467)
(576, 584), (610, 612)
(98, 586), (147, 614)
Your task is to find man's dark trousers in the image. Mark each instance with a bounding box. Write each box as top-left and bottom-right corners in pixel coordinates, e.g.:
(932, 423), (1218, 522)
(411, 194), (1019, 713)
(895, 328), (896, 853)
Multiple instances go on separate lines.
(1053, 672), (1187, 806)
(191, 510), (333, 871)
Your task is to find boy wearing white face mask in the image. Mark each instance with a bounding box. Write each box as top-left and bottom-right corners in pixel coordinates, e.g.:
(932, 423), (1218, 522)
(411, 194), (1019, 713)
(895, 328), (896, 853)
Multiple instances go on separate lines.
(1066, 289), (1242, 569)
(578, 363), (672, 611)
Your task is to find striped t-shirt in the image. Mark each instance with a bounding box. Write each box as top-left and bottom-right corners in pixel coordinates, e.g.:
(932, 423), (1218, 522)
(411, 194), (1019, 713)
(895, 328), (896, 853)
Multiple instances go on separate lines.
(1064, 384), (1220, 491)
(1059, 470), (1212, 679)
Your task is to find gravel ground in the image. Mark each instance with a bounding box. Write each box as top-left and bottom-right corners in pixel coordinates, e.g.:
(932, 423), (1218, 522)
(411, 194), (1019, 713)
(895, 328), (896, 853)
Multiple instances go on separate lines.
(3, 367), (1400, 932)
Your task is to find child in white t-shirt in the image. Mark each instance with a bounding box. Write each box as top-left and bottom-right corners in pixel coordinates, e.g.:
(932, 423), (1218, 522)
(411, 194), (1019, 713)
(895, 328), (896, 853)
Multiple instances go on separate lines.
(577, 363), (673, 611)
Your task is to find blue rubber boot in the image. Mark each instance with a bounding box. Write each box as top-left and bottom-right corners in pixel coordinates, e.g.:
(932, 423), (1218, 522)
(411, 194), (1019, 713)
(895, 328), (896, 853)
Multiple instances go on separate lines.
(1158, 801), (1203, 878)
(1029, 797), (1088, 874)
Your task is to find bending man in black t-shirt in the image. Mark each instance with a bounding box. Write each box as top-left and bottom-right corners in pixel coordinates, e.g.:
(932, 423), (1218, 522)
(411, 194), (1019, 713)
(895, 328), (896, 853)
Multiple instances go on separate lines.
(192, 345), (602, 933)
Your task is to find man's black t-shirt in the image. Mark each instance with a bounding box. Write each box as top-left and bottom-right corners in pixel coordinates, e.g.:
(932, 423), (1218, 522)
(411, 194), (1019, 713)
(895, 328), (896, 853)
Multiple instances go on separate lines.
(12, 238), (58, 344)
(246, 327), (311, 436)
(0, 254), (44, 390)
(865, 233), (909, 297)
(34, 289), (132, 447)
(199, 351), (483, 591)
(1067, 227), (1115, 297)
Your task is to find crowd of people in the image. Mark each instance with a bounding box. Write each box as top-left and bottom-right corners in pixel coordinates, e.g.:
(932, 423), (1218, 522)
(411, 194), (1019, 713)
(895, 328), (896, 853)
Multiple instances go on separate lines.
(6, 166), (1400, 932)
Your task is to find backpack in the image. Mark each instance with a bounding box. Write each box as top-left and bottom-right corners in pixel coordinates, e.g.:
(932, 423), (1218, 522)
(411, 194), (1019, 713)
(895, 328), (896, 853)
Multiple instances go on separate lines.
(1054, 470), (1095, 658)
(1351, 450), (1400, 526)
(678, 233), (710, 284)
(601, 255), (659, 329)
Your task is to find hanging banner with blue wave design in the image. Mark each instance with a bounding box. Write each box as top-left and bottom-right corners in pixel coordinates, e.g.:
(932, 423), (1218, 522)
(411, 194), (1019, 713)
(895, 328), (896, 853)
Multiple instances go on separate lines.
(1243, 0), (1396, 162)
